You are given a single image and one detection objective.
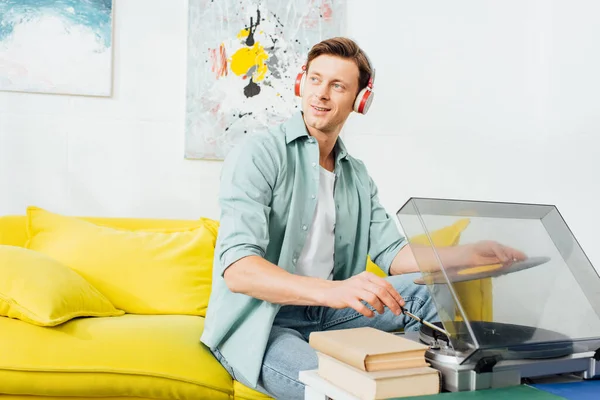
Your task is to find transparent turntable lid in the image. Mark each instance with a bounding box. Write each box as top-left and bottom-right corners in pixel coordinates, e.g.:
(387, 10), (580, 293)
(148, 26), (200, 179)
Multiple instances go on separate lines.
(396, 198), (600, 364)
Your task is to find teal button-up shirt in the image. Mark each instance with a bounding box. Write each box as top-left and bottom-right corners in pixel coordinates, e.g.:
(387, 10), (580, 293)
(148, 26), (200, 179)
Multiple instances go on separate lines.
(200, 111), (406, 387)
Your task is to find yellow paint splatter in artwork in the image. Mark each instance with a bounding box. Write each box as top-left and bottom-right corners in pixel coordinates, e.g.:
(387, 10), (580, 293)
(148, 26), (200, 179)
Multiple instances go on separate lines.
(231, 28), (269, 82)
(457, 263), (503, 275)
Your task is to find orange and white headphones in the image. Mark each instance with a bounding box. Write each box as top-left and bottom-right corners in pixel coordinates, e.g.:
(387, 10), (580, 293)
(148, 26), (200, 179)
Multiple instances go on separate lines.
(294, 58), (375, 115)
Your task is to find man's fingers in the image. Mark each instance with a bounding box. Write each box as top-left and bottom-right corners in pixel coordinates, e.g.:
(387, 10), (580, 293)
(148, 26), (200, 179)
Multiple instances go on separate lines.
(366, 274), (405, 306)
(363, 276), (405, 314)
(491, 242), (511, 263)
(509, 247), (527, 261)
(362, 283), (401, 315)
(352, 300), (374, 318)
(360, 288), (385, 314)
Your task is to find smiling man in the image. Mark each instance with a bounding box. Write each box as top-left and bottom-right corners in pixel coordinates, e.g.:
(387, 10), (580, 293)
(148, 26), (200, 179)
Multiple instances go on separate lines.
(200, 37), (525, 400)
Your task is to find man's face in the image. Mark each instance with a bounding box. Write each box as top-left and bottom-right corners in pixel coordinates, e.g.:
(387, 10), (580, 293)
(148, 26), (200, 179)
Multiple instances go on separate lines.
(301, 54), (360, 134)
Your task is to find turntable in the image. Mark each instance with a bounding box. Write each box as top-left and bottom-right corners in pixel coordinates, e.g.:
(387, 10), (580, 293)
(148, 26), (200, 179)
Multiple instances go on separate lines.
(396, 198), (600, 392)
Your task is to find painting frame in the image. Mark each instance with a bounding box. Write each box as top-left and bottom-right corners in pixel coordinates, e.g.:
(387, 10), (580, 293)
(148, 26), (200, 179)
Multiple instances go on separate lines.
(184, 0), (346, 160)
(0, 0), (114, 97)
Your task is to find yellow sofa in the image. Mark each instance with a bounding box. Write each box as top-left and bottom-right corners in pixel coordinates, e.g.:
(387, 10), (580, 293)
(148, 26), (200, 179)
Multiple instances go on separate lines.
(0, 207), (489, 400)
(0, 208), (273, 400)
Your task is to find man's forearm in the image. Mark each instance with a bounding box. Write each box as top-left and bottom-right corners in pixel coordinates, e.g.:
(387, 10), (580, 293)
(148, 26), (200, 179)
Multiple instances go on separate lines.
(389, 243), (472, 275)
(223, 255), (336, 305)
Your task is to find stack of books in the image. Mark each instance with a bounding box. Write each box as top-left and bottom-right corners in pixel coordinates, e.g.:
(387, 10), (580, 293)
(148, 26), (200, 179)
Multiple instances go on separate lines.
(309, 327), (441, 399)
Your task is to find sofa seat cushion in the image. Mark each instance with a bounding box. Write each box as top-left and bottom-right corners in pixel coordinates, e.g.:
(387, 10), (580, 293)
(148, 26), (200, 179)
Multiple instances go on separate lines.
(233, 380), (275, 400)
(0, 314), (232, 399)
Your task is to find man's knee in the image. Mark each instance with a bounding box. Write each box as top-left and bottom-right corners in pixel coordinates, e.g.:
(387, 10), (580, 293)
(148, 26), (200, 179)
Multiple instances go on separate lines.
(260, 327), (318, 399)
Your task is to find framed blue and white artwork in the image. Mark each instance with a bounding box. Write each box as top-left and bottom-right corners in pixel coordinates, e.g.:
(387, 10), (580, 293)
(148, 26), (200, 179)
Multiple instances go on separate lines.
(0, 0), (114, 97)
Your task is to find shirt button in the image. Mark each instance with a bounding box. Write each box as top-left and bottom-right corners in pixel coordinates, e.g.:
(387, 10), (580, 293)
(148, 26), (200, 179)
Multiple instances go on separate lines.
(312, 162), (317, 167)
(302, 225), (308, 231)
(292, 258), (297, 264)
(311, 194), (316, 199)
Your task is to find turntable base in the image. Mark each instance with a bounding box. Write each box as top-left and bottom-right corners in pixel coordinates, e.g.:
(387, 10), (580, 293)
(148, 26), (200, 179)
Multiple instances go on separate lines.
(400, 322), (600, 392)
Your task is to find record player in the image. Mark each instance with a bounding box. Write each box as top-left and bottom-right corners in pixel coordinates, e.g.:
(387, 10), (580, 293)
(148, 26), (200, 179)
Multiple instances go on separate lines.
(395, 198), (600, 392)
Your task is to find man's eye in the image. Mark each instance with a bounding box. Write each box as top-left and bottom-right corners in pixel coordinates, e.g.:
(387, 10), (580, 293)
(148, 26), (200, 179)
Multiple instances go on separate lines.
(333, 83), (343, 90)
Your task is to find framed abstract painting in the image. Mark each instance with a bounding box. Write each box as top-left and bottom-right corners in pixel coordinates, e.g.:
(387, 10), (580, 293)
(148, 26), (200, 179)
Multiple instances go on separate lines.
(185, 0), (346, 160)
(0, 0), (114, 97)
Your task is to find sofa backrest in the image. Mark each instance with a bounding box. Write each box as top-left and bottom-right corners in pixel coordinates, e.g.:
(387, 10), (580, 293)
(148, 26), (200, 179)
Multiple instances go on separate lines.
(0, 216), (28, 247)
(0, 215), (206, 248)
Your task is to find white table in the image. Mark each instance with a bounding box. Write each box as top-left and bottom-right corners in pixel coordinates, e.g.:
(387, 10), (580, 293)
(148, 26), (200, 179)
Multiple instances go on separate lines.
(299, 369), (362, 400)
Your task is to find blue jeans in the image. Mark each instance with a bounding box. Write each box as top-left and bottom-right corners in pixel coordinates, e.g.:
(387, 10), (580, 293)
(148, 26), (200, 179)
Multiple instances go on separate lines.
(211, 273), (438, 400)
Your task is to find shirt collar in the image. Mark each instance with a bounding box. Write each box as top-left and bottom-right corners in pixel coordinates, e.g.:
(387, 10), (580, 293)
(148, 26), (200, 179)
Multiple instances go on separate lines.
(335, 136), (349, 163)
(283, 111), (310, 144)
(282, 111), (349, 162)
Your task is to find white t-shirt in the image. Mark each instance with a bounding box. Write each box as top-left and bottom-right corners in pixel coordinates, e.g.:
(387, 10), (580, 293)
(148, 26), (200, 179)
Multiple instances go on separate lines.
(295, 166), (336, 280)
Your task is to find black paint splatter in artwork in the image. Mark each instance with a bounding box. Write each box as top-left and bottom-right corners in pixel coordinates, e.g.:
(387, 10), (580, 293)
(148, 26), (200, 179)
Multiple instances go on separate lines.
(269, 11), (285, 28)
(245, 8), (261, 46)
(244, 78), (261, 98)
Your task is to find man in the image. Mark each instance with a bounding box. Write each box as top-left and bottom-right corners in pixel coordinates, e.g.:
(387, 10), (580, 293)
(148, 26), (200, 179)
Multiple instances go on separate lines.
(201, 37), (525, 399)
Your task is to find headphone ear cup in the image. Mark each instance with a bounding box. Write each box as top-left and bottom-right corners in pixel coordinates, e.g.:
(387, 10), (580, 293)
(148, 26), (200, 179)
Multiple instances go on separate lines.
(294, 72), (306, 97)
(353, 88), (374, 115)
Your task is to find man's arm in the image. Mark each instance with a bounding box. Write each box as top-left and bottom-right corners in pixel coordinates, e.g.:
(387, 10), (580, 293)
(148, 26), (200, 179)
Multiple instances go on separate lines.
(226, 255), (405, 317)
(219, 138), (405, 317)
(389, 245), (420, 275)
(388, 244), (469, 275)
(224, 256), (334, 305)
(389, 241), (528, 275)
(364, 171), (526, 276)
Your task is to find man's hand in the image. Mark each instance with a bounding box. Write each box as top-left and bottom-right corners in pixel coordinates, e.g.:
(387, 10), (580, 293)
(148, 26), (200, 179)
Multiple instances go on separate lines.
(463, 240), (527, 268)
(321, 272), (405, 318)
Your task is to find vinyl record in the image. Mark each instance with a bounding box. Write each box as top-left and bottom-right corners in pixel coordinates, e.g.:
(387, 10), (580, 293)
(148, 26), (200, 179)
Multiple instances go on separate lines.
(414, 256), (551, 284)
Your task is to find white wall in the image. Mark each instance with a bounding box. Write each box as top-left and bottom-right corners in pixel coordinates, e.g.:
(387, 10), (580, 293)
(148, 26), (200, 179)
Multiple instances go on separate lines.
(1, 1), (598, 270)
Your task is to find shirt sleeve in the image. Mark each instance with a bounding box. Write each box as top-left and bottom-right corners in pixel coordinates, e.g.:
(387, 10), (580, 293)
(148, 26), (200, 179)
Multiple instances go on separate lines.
(367, 175), (407, 275)
(216, 134), (278, 276)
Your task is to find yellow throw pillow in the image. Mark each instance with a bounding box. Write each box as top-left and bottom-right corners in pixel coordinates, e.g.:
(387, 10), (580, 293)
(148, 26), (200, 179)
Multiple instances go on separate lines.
(410, 218), (471, 247)
(25, 207), (218, 316)
(0, 245), (124, 326)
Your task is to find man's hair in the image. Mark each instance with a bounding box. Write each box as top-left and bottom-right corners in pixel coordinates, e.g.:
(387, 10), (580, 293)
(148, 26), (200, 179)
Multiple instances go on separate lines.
(306, 37), (372, 94)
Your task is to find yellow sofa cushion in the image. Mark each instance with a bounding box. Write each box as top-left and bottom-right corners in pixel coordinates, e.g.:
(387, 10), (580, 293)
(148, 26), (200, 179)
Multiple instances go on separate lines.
(25, 206), (218, 316)
(0, 245), (124, 327)
(233, 380), (274, 400)
(0, 314), (232, 399)
(0, 216), (28, 247)
(409, 218), (470, 247)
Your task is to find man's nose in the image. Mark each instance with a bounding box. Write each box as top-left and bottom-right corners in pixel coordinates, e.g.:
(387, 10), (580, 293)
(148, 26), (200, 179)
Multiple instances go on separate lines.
(314, 84), (330, 100)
